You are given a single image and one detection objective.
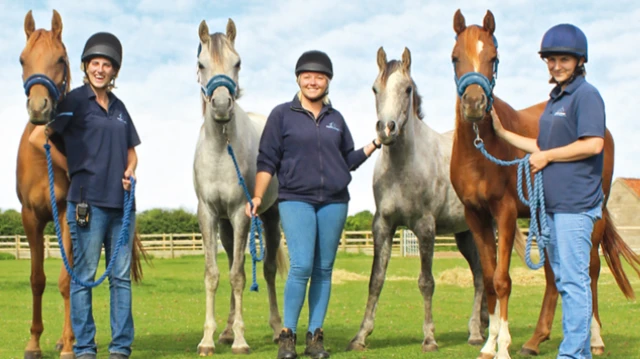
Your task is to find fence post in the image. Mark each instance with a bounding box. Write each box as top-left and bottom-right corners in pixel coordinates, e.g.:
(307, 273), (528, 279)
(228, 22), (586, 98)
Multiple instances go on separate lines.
(192, 233), (196, 250)
(15, 235), (21, 259)
(169, 233), (174, 259)
(400, 229), (405, 257)
(45, 235), (50, 259)
(341, 231), (346, 253)
(162, 233), (166, 250)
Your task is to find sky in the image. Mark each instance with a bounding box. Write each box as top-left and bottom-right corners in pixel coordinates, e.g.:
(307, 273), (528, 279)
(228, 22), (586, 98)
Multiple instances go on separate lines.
(1, 0), (639, 216)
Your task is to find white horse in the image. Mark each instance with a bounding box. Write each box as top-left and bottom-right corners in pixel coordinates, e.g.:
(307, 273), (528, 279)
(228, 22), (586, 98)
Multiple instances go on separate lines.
(348, 47), (527, 352)
(193, 18), (286, 355)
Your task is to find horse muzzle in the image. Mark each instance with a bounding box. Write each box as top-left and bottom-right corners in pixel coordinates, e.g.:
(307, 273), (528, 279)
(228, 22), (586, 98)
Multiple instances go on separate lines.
(461, 88), (488, 123)
(26, 97), (53, 125)
(376, 119), (399, 145)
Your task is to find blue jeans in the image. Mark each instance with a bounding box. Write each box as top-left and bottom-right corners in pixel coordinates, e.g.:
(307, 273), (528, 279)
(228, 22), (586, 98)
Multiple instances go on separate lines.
(546, 203), (602, 359)
(67, 202), (135, 357)
(279, 201), (348, 334)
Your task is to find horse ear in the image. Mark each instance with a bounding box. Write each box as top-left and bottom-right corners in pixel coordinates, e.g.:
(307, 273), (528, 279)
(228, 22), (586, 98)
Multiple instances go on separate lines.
(483, 10), (495, 35)
(24, 10), (35, 40)
(226, 18), (236, 46)
(52, 9), (63, 40)
(376, 46), (387, 72)
(401, 47), (411, 74)
(198, 20), (210, 45)
(453, 9), (466, 35)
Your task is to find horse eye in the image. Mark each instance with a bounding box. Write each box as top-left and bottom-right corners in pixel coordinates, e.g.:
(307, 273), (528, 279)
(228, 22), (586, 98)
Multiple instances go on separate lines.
(58, 56), (65, 64)
(451, 57), (459, 63)
(198, 62), (204, 70)
(19, 57), (24, 65)
(372, 86), (378, 94)
(235, 61), (241, 69)
(405, 86), (412, 94)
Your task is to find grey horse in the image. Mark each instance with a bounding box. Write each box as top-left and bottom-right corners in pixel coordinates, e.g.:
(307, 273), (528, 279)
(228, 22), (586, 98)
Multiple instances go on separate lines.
(193, 18), (286, 355)
(348, 47), (499, 352)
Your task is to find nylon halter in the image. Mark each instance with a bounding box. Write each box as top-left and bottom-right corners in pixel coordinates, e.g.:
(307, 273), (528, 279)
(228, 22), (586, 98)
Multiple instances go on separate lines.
(23, 64), (69, 119)
(197, 42), (238, 98)
(453, 35), (499, 112)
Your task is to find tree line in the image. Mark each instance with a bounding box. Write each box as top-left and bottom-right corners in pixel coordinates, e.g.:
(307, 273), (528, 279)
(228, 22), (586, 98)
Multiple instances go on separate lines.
(0, 208), (378, 236)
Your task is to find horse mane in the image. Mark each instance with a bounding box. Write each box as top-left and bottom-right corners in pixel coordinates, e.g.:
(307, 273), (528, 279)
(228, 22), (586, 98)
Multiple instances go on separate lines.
(380, 60), (424, 120)
(25, 29), (72, 94)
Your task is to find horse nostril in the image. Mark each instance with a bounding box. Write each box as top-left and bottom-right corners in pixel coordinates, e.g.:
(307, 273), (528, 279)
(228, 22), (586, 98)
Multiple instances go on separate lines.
(228, 98), (231, 107)
(43, 98), (48, 110)
(462, 93), (468, 102)
(376, 120), (384, 131)
(388, 121), (396, 131)
(481, 94), (487, 104)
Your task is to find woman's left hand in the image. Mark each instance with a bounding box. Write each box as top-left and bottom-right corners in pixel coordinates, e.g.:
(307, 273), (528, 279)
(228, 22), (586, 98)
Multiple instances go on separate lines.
(123, 169), (136, 191)
(529, 151), (550, 174)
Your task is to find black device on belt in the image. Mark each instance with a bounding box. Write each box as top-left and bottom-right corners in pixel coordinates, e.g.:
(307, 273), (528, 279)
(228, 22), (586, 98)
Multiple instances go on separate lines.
(76, 187), (90, 227)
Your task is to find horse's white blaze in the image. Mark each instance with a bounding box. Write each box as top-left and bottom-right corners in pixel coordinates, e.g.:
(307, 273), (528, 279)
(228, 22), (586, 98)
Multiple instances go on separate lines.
(473, 40), (484, 72)
(481, 301), (500, 356)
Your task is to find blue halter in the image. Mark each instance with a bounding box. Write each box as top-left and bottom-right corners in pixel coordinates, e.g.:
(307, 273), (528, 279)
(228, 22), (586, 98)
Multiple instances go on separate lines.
(197, 43), (237, 98)
(23, 64), (68, 108)
(453, 35), (499, 112)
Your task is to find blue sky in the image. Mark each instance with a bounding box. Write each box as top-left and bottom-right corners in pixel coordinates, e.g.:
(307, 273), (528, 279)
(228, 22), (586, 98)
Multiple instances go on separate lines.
(1, 0), (639, 215)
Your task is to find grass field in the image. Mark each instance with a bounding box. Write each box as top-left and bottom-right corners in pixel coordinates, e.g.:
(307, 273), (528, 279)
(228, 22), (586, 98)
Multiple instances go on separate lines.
(1, 252), (639, 358)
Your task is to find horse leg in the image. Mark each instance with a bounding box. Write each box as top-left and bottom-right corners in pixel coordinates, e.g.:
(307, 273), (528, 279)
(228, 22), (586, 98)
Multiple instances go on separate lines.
(413, 214), (439, 352)
(197, 203), (220, 356)
(589, 219), (606, 355)
(22, 209), (46, 359)
(464, 207), (499, 359)
(455, 230), (488, 346)
(218, 218), (236, 345)
(260, 205), (284, 343)
(56, 207), (75, 359)
(347, 212), (396, 351)
(229, 210), (251, 354)
(520, 254), (558, 356)
(490, 201), (518, 359)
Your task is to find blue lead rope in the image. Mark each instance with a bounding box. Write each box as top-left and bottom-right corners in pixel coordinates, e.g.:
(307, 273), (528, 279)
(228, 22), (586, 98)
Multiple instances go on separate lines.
(227, 143), (264, 292)
(474, 140), (550, 270)
(44, 142), (135, 287)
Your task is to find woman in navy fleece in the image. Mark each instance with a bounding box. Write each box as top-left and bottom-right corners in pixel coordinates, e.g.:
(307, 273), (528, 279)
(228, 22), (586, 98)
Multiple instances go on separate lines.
(246, 50), (380, 359)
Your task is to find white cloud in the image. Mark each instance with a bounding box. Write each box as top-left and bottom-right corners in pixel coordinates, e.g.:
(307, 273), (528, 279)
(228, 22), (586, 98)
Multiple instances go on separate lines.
(1, 1), (638, 216)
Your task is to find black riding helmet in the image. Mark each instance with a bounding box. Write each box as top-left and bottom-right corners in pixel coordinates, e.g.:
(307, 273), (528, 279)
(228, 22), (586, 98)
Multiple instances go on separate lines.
(81, 32), (123, 69)
(295, 50), (333, 79)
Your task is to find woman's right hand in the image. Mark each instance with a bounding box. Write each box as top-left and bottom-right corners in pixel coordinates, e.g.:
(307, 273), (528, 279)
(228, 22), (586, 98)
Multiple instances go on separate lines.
(245, 197), (262, 218)
(491, 108), (505, 138)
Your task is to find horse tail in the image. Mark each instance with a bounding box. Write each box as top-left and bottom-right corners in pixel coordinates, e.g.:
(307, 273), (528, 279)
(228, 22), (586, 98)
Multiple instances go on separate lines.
(275, 243), (289, 279)
(513, 225), (527, 264)
(601, 208), (640, 300)
(131, 229), (151, 284)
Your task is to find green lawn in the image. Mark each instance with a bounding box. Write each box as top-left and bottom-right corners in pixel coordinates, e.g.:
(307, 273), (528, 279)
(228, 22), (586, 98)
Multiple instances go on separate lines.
(1, 253), (639, 358)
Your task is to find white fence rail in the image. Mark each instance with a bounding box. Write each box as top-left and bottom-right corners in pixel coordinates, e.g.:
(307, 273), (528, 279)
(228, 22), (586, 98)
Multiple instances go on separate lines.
(2, 226), (639, 259)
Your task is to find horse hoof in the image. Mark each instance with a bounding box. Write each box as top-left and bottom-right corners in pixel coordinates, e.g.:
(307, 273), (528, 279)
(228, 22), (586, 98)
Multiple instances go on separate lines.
(231, 346), (251, 354)
(55, 342), (64, 352)
(592, 346), (605, 356)
(60, 352), (75, 359)
(519, 347), (539, 356)
(346, 341), (366, 352)
(468, 338), (485, 346)
(476, 353), (496, 359)
(422, 343), (438, 352)
(24, 350), (42, 359)
(218, 335), (234, 345)
(272, 335), (279, 344)
(197, 346), (215, 356)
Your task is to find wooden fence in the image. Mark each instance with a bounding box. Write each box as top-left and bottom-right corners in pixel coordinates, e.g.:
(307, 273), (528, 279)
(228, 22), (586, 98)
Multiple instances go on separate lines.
(2, 226), (639, 260)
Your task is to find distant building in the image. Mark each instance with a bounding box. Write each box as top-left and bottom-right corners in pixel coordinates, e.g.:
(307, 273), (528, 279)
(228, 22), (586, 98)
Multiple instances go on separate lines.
(607, 178), (640, 251)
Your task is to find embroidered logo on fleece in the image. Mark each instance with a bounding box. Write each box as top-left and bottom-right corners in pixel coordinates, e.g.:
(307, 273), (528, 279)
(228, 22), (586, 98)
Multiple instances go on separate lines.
(326, 122), (341, 132)
(116, 113), (127, 124)
(553, 106), (567, 117)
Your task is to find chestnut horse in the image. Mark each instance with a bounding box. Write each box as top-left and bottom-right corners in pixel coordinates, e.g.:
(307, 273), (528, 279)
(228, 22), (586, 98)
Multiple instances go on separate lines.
(450, 9), (640, 359)
(18, 10), (145, 359)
